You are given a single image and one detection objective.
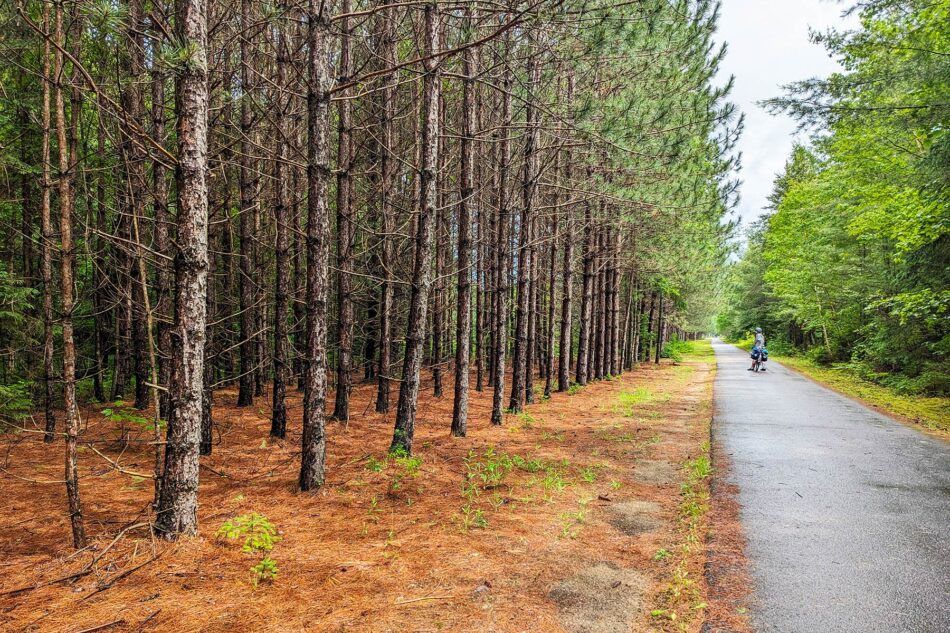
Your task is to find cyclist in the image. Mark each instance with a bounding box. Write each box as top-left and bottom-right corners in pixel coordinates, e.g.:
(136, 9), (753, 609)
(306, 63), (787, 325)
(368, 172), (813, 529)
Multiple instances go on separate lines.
(749, 327), (766, 371)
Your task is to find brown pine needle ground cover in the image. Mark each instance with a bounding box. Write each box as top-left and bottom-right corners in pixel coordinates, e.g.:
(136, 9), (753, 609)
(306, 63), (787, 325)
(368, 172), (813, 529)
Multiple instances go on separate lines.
(1, 342), (719, 633)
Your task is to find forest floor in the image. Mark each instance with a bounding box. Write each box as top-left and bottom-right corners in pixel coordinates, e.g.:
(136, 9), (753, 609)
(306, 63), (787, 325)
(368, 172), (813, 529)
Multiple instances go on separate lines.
(0, 341), (734, 633)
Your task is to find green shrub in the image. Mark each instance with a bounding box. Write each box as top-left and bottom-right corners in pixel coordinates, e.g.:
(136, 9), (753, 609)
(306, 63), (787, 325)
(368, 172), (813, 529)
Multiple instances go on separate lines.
(0, 381), (32, 430)
(216, 513), (281, 585)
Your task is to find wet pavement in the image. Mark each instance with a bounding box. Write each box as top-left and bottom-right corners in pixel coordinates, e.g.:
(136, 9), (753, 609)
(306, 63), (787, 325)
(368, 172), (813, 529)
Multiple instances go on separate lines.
(712, 340), (950, 632)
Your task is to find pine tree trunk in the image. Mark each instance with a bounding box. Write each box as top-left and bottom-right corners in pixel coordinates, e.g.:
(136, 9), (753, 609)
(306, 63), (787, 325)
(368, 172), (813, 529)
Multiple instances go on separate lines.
(151, 17), (173, 420)
(54, 1), (86, 549)
(332, 0), (354, 422)
(40, 2), (56, 443)
(271, 0), (293, 437)
(558, 159), (574, 392)
(155, 0), (210, 538)
(490, 47), (512, 425)
(508, 51), (539, 414)
(299, 0), (332, 491)
(611, 229), (622, 375)
(391, 2), (440, 454)
(236, 0), (257, 408)
(575, 193), (593, 386)
(451, 9), (475, 436)
(544, 209), (558, 398)
(525, 212), (539, 404)
(92, 120), (108, 404)
(374, 1), (397, 414)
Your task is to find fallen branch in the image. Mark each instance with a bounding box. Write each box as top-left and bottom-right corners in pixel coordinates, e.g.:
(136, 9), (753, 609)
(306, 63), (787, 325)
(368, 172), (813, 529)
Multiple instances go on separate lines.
(73, 620), (126, 633)
(80, 552), (163, 602)
(131, 609), (161, 633)
(87, 445), (155, 479)
(394, 595), (456, 605)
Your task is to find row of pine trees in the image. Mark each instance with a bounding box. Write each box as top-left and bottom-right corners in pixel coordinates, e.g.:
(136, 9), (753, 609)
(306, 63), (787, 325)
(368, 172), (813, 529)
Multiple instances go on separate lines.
(0, 0), (737, 546)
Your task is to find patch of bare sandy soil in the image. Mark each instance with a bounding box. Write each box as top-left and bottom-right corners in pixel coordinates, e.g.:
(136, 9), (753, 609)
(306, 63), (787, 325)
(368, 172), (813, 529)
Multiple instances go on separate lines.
(0, 351), (718, 633)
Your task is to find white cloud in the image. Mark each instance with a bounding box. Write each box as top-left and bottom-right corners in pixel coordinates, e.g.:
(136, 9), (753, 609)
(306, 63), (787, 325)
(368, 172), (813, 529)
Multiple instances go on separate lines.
(716, 0), (855, 229)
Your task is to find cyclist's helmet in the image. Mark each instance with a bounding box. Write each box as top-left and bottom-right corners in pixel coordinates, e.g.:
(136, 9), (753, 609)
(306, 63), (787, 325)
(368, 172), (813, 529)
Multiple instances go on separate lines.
(755, 327), (762, 333)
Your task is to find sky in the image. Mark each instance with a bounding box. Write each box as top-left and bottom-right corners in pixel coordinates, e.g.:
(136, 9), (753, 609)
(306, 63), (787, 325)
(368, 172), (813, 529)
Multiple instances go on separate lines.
(715, 0), (855, 232)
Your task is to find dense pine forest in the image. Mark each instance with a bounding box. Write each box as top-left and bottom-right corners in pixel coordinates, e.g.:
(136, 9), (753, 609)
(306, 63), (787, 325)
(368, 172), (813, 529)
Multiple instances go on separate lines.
(0, 0), (736, 548)
(719, 1), (949, 398)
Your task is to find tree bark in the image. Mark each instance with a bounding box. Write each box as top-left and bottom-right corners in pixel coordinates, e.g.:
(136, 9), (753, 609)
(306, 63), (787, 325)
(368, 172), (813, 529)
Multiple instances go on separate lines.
(54, 0), (87, 549)
(236, 0), (257, 408)
(544, 208), (558, 399)
(391, 2), (440, 454)
(332, 0), (354, 422)
(299, 0), (332, 491)
(508, 49), (539, 414)
(40, 2), (56, 443)
(155, 0), (210, 538)
(271, 0), (293, 437)
(490, 43), (513, 426)
(374, 0), (397, 414)
(451, 8), (476, 437)
(575, 192), (593, 386)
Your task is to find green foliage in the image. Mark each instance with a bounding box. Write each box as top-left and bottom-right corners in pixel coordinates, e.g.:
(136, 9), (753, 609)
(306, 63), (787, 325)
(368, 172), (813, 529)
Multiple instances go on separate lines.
(216, 513), (282, 585)
(463, 446), (513, 500)
(722, 1), (950, 395)
(661, 337), (694, 363)
(0, 381), (32, 429)
(102, 401), (163, 432)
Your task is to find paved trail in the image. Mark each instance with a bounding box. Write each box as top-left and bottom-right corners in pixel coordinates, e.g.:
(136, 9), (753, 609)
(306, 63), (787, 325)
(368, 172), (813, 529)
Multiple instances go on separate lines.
(712, 340), (950, 633)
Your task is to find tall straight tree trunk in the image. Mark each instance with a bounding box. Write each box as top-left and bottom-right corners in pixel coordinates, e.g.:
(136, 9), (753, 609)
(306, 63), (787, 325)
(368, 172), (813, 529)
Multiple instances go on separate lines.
(508, 51), (539, 414)
(54, 1), (86, 549)
(92, 121), (108, 404)
(452, 8), (476, 437)
(525, 212), (539, 403)
(631, 285), (644, 367)
(236, 0), (257, 408)
(474, 88), (486, 393)
(644, 290), (656, 362)
(575, 194), (594, 385)
(121, 0), (150, 411)
(40, 3), (56, 443)
(151, 20), (173, 419)
(611, 229), (622, 375)
(293, 164), (306, 390)
(544, 209), (558, 398)
(490, 48), (513, 426)
(432, 190), (446, 398)
(655, 291), (664, 364)
(201, 210), (216, 456)
(603, 226), (613, 376)
(155, 0), (210, 538)
(299, 0), (332, 491)
(593, 229), (605, 380)
(332, 0), (354, 422)
(620, 275), (633, 370)
(18, 98), (34, 288)
(558, 154), (574, 392)
(374, 0), (397, 414)
(391, 2), (440, 454)
(271, 0), (293, 437)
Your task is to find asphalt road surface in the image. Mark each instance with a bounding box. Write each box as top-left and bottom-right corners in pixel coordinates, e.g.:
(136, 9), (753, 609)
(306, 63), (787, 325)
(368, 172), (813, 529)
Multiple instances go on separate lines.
(712, 339), (950, 633)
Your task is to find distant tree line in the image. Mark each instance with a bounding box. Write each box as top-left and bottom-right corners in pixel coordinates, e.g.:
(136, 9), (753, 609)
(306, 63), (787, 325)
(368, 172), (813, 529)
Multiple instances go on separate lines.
(719, 0), (949, 395)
